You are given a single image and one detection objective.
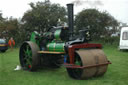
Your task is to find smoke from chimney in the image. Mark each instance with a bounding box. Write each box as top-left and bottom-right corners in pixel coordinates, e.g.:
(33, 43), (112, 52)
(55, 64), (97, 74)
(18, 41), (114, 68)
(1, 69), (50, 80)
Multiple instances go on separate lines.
(72, 0), (103, 7)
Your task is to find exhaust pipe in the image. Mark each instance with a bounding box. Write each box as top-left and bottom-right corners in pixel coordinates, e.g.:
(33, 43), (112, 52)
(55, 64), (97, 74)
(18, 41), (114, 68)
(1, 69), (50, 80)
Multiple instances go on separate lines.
(67, 4), (74, 39)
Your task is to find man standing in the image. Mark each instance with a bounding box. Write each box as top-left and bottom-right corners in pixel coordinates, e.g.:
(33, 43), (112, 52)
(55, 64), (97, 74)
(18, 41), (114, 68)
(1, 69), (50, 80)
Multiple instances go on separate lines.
(8, 37), (15, 50)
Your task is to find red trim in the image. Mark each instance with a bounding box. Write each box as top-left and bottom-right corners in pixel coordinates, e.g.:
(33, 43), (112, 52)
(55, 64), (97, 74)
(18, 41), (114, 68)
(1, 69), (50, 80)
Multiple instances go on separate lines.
(28, 65), (31, 68)
(68, 43), (102, 64)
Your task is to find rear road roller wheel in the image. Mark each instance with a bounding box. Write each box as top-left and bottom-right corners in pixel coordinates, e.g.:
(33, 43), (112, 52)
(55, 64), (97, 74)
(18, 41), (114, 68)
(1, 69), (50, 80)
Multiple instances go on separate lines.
(66, 49), (108, 79)
(19, 41), (40, 71)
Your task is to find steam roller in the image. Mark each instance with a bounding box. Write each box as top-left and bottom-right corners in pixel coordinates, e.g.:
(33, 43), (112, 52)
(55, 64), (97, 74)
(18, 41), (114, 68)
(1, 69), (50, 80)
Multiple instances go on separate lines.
(19, 3), (111, 79)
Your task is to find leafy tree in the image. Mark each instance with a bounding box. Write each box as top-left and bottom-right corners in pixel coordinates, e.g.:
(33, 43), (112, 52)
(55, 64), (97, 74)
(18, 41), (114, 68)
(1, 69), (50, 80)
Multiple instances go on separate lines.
(0, 12), (3, 21)
(1, 1), (67, 46)
(0, 12), (4, 32)
(0, 16), (19, 41)
(21, 1), (67, 36)
(75, 9), (119, 39)
(0, 12), (6, 37)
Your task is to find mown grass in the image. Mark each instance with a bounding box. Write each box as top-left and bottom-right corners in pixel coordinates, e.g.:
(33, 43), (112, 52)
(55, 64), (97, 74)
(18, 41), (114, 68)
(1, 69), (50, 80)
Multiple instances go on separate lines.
(0, 45), (128, 85)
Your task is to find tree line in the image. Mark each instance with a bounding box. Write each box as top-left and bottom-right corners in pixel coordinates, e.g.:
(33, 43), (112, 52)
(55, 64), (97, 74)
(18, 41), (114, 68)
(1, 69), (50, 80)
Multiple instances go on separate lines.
(0, 1), (119, 46)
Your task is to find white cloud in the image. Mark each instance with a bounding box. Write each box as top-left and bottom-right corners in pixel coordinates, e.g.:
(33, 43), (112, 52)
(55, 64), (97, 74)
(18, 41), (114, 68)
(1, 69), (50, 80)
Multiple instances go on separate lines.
(0, 0), (128, 23)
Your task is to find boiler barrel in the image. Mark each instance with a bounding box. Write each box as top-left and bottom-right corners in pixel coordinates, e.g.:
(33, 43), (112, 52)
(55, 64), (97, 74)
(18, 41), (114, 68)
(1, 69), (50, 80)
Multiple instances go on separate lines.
(47, 42), (65, 52)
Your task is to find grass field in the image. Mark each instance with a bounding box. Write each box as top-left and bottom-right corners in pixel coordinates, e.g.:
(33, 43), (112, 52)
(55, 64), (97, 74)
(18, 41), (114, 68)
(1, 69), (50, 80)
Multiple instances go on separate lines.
(0, 44), (128, 85)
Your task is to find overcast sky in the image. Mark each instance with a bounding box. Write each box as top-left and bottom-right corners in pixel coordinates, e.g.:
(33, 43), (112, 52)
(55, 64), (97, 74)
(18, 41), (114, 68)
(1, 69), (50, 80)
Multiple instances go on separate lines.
(0, 0), (128, 24)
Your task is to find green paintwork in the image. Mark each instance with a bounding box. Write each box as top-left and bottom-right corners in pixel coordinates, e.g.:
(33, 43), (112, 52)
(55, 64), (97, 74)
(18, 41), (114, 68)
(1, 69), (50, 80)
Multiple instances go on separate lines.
(75, 61), (81, 65)
(47, 42), (65, 52)
(46, 29), (65, 52)
(30, 32), (36, 43)
(54, 29), (61, 40)
(75, 56), (81, 65)
(23, 45), (32, 67)
(30, 31), (40, 46)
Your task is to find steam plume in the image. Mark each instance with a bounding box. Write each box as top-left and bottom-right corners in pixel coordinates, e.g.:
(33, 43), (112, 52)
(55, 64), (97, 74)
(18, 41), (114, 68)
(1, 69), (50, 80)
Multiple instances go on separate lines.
(72, 0), (103, 7)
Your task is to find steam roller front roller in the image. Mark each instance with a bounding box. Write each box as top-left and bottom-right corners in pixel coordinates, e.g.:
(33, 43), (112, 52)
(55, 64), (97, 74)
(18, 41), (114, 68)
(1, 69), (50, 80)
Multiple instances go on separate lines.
(19, 41), (40, 71)
(66, 49), (109, 79)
